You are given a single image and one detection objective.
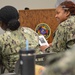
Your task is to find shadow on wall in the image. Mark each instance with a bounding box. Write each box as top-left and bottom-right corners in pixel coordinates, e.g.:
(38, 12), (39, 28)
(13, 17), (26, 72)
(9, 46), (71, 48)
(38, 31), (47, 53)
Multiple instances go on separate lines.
(55, 0), (75, 7)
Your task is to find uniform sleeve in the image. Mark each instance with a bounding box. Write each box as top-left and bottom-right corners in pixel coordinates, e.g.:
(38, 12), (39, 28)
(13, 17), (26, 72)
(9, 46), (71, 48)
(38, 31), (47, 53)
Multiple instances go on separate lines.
(28, 28), (43, 54)
(28, 27), (39, 46)
(24, 27), (42, 53)
(45, 23), (67, 52)
(66, 25), (75, 49)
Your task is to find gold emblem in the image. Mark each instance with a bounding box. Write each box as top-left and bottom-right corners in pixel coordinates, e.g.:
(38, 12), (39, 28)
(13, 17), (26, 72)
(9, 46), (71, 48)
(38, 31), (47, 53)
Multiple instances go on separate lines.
(35, 23), (51, 39)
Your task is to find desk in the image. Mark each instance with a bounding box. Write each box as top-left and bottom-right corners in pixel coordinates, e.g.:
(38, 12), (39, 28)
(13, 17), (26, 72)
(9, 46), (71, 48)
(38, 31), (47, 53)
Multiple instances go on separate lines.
(35, 53), (55, 58)
(35, 53), (56, 66)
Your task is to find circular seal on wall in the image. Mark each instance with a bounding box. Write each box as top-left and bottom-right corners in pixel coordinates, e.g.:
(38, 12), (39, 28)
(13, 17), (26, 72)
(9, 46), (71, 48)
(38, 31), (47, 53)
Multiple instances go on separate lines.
(35, 23), (51, 39)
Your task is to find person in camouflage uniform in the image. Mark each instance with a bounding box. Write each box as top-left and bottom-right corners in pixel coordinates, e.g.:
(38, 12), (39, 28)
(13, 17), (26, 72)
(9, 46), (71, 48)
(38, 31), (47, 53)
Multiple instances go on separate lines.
(41, 1), (75, 75)
(40, 1), (75, 53)
(43, 44), (75, 75)
(0, 6), (39, 72)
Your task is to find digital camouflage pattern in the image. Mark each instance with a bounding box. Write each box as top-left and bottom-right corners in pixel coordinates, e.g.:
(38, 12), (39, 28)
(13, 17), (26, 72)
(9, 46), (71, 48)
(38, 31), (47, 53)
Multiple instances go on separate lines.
(43, 44), (75, 75)
(0, 27), (39, 72)
(45, 16), (75, 52)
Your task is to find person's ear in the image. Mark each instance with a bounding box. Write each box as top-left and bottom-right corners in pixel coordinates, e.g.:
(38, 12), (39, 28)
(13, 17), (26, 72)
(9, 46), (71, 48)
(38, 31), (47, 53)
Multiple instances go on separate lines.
(66, 11), (70, 17)
(1, 23), (7, 30)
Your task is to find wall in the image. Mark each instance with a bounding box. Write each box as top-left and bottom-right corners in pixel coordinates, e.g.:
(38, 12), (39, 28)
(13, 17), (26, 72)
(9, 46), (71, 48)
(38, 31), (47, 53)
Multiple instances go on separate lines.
(0, 0), (56, 10)
(0, 0), (57, 34)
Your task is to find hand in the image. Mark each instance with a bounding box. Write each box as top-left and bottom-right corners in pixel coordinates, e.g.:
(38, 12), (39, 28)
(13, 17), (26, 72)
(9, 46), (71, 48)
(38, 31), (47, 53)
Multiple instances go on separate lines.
(49, 43), (52, 46)
(40, 45), (49, 52)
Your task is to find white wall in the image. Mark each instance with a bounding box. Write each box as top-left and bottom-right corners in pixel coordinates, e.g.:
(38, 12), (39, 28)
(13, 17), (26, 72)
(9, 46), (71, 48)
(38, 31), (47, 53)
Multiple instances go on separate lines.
(0, 0), (57, 34)
(0, 0), (57, 10)
(55, 0), (75, 7)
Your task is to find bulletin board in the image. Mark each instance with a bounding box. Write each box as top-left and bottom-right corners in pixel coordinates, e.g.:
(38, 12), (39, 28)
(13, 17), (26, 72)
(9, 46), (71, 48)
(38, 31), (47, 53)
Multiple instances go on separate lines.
(19, 9), (58, 43)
